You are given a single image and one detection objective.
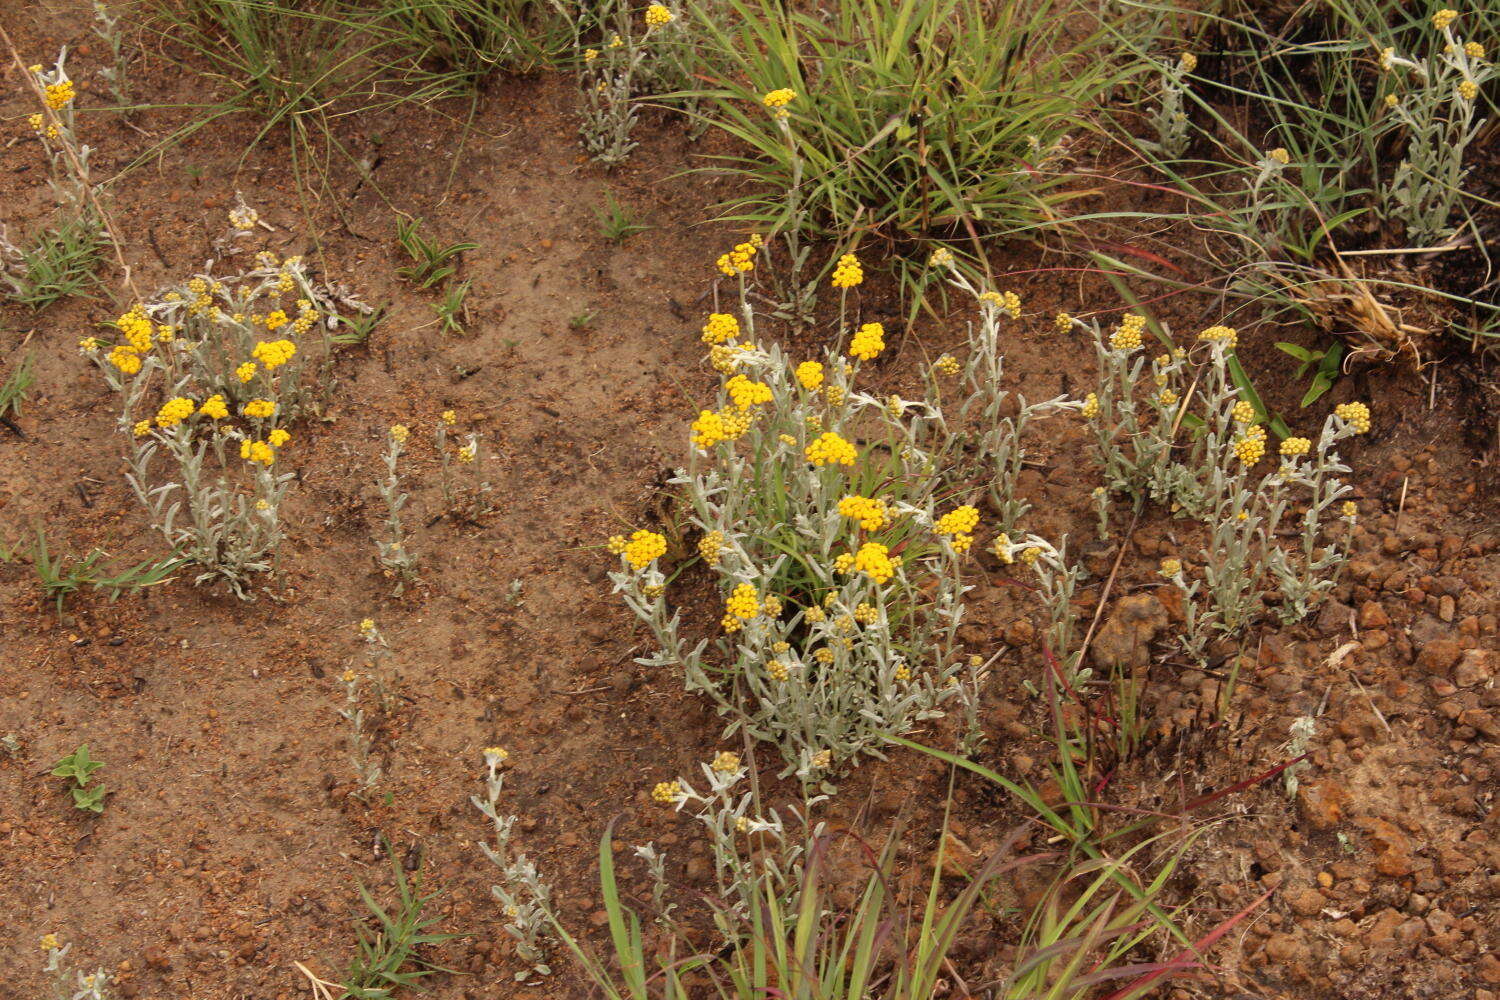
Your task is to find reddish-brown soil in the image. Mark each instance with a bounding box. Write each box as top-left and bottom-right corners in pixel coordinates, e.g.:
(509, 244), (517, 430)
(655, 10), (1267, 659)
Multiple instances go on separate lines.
(2, 4), (1497, 1000)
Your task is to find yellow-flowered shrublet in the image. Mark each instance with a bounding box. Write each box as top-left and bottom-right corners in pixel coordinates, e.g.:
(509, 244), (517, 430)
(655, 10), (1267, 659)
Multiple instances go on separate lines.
(44, 79), (75, 110)
(849, 541), (895, 584)
(241, 440), (276, 466)
(252, 339), (296, 369)
(1179, 52), (1198, 72)
(701, 312), (739, 344)
(1231, 400), (1256, 424)
(934, 354), (961, 376)
(830, 252), (863, 289)
(269, 428), (290, 447)
(837, 494), (888, 531)
(849, 322), (885, 361)
(806, 431), (856, 467)
(651, 780), (681, 804)
(1232, 423), (1267, 465)
(1080, 392), (1100, 419)
(236, 361), (258, 383)
(1109, 313), (1146, 351)
(1198, 325), (1238, 349)
(715, 241), (757, 277)
(979, 289), (1022, 319)
(726, 582), (761, 620)
(243, 399), (276, 419)
(482, 746), (509, 767)
(155, 397), (196, 429)
(1334, 401), (1371, 434)
(644, 3), (673, 26)
(1432, 8), (1457, 29)
(108, 345), (142, 375)
(623, 529), (667, 570)
(697, 530), (723, 566)
(132, 419), (151, 437)
(1341, 500), (1358, 520)
(726, 374), (773, 410)
(1159, 557), (1182, 578)
(1279, 436), (1311, 458)
(199, 394), (229, 420)
(118, 307), (153, 353)
(389, 424), (410, 444)
(1457, 79), (1478, 101)
(795, 360), (824, 390)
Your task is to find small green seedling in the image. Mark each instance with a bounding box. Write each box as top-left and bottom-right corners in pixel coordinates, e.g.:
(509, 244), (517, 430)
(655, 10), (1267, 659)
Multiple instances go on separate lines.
(434, 280), (471, 336)
(395, 218), (477, 289)
(52, 744), (107, 813)
(0, 352), (35, 423)
(1276, 340), (1345, 408)
(569, 309), (598, 330)
(30, 528), (183, 615)
(594, 191), (650, 244)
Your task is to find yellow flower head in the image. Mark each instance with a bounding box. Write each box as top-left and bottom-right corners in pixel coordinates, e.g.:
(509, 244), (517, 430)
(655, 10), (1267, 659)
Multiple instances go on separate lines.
(838, 494), (889, 531)
(1109, 313), (1145, 351)
(1464, 41), (1484, 59)
(199, 394), (229, 420)
(795, 360), (824, 390)
(1334, 401), (1371, 434)
(849, 322), (885, 361)
(268, 428), (291, 448)
(584, 47), (599, 60)
(644, 3), (674, 27)
(624, 529), (667, 570)
(44, 80), (75, 110)
(701, 312), (740, 345)
(726, 582), (760, 619)
(711, 750), (741, 773)
(698, 530), (724, 565)
(934, 354), (961, 376)
(1159, 557), (1182, 578)
(108, 345), (142, 375)
(852, 542), (895, 584)
(441, 409), (457, 426)
(236, 362), (258, 383)
(805, 431), (857, 467)
(1198, 325), (1238, 349)
(264, 309), (289, 332)
(1267, 147), (1290, 164)
(936, 505), (980, 537)
(830, 252), (863, 289)
(1080, 392), (1100, 419)
(1279, 436), (1311, 458)
(244, 399), (276, 419)
(1457, 79), (1478, 101)
(132, 419), (151, 437)
(252, 339), (297, 369)
(762, 88), (796, 109)
(155, 397), (197, 429)
(1231, 400), (1256, 423)
(929, 247), (955, 268)
(240, 440), (276, 466)
(725, 374), (773, 411)
(1341, 500), (1358, 519)
(651, 780), (681, 804)
(483, 746), (509, 766)
(1179, 52), (1198, 72)
(1233, 425), (1267, 465)
(1432, 8), (1457, 30)
(390, 424), (410, 444)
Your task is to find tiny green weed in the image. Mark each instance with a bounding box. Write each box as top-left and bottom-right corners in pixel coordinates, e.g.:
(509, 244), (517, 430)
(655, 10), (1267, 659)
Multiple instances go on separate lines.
(0, 352), (35, 423)
(395, 218), (477, 289)
(434, 279), (472, 335)
(0, 214), (106, 310)
(341, 845), (458, 999)
(29, 529), (183, 615)
(51, 744), (108, 814)
(594, 191), (650, 244)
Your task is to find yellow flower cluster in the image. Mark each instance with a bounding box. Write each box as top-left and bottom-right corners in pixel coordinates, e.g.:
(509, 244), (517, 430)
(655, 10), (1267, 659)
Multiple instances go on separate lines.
(701, 312), (739, 344)
(644, 3), (673, 26)
(849, 322), (885, 360)
(929, 247), (955, 267)
(236, 362), (258, 383)
(1054, 311), (1073, 332)
(244, 399), (276, 419)
(851, 541), (895, 584)
(1157, 388), (1179, 407)
(624, 529), (667, 570)
(483, 746), (510, 766)
(763, 88), (796, 109)
(795, 360), (824, 390)
(269, 428), (290, 447)
(1457, 80), (1478, 101)
(1465, 41), (1484, 59)
(199, 394), (229, 420)
(1109, 313), (1146, 351)
(1432, 8), (1457, 29)
(1198, 325), (1238, 349)
(1341, 500), (1358, 519)
(711, 750), (740, 773)
(691, 408), (751, 449)
(716, 240), (758, 277)
(838, 494), (888, 531)
(133, 419), (151, 437)
(1233, 423), (1267, 465)
(726, 374), (773, 410)
(1179, 52), (1198, 72)
(390, 424), (410, 443)
(240, 439), (277, 466)
(1080, 392), (1100, 419)
(830, 253), (863, 289)
(44, 80), (75, 110)
(252, 339), (297, 369)
(767, 659), (789, 681)
(1267, 147), (1290, 164)
(854, 602), (878, 625)
(805, 431), (856, 466)
(726, 582), (761, 619)
(936, 505), (979, 536)
(934, 354), (961, 376)
(1279, 436), (1311, 457)
(1334, 401), (1371, 434)
(27, 113), (59, 139)
(1231, 400), (1256, 423)
(1159, 557), (1182, 578)
(698, 530), (723, 565)
(980, 290), (1021, 318)
(651, 780), (681, 804)
(155, 397), (196, 428)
